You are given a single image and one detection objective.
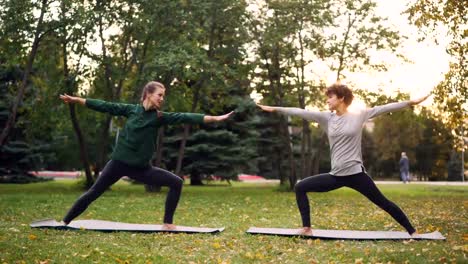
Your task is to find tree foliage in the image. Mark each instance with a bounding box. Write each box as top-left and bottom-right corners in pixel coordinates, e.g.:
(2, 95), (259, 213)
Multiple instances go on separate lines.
(0, 0), (461, 185)
(327, 0), (401, 80)
(406, 0), (467, 151)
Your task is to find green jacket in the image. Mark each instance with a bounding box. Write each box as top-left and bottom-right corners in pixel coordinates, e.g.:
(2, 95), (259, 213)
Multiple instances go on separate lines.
(86, 99), (205, 168)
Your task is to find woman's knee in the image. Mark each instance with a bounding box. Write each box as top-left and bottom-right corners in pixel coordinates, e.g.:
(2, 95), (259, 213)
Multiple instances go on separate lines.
(171, 176), (184, 190)
(294, 180), (306, 193)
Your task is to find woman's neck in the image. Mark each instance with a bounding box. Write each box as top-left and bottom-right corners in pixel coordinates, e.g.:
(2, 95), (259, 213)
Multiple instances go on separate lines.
(142, 100), (154, 111)
(335, 105), (348, 116)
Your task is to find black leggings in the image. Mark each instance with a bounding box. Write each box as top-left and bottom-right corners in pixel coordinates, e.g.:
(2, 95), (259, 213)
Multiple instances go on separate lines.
(294, 172), (416, 234)
(63, 160), (183, 224)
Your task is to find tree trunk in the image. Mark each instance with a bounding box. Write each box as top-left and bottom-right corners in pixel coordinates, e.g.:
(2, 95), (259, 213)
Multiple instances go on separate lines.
(300, 123), (306, 179)
(275, 121), (287, 186)
(146, 128), (164, 192)
(301, 120), (312, 179)
(336, 14), (355, 81)
(312, 131), (327, 175)
(0, 0), (48, 147)
(59, 0), (93, 187)
(68, 104), (94, 188)
(282, 117), (296, 190)
(175, 82), (201, 176)
(179, 3), (218, 179)
(94, 2), (114, 180)
(175, 125), (190, 176)
(132, 35), (150, 101)
(304, 124), (312, 177)
(297, 25), (308, 180)
(154, 127), (165, 167)
(190, 171), (204, 186)
(272, 40), (296, 190)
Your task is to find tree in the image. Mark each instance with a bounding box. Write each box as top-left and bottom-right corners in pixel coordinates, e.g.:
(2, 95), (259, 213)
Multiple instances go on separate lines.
(249, 0), (302, 188)
(356, 90), (424, 178)
(287, 0), (332, 179)
(0, 64), (53, 183)
(167, 0), (253, 185)
(0, 0), (52, 147)
(57, 0), (95, 187)
(0, 0), (66, 182)
(406, 0), (467, 152)
(414, 109), (454, 181)
(327, 0), (401, 81)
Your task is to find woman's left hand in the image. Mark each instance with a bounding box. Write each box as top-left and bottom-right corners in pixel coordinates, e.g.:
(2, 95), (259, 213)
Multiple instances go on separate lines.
(204, 111), (234, 123)
(216, 111), (234, 121)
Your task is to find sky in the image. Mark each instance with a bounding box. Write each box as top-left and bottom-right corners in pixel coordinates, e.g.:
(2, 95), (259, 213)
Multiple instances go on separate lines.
(329, 0), (451, 107)
(249, 0), (452, 108)
(87, 0), (451, 109)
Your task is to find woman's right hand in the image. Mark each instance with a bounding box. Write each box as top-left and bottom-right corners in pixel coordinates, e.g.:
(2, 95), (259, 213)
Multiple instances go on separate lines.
(60, 94), (85, 105)
(409, 92), (432, 106)
(256, 104), (276, 112)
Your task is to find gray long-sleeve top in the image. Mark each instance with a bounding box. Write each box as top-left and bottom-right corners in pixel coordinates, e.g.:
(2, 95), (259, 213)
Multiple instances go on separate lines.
(274, 101), (411, 176)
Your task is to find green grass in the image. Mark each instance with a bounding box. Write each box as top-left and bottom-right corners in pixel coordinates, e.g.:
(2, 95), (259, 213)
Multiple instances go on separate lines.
(0, 180), (467, 263)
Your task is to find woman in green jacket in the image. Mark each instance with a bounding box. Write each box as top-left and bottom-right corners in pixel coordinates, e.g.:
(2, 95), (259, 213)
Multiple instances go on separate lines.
(59, 81), (232, 230)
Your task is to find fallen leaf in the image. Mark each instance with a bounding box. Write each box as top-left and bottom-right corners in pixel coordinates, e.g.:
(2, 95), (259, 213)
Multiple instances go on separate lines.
(212, 242), (221, 249)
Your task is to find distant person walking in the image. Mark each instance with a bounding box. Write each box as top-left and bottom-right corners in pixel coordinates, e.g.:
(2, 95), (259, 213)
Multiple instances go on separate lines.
(399, 152), (410, 183)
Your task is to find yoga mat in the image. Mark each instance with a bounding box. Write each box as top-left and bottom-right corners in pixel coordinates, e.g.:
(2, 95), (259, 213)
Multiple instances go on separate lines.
(31, 219), (224, 234)
(246, 227), (445, 240)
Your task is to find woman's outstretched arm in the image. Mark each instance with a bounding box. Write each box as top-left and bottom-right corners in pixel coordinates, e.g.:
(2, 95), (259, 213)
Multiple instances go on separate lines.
(60, 94), (133, 116)
(257, 104), (276, 112)
(60, 94), (86, 105)
(366, 93), (432, 119)
(203, 111), (234, 123)
(257, 104), (328, 125)
(409, 93), (431, 106)
(162, 111), (234, 125)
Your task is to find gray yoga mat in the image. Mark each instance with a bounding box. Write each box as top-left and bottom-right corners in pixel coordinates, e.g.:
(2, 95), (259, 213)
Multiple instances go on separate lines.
(246, 227), (445, 240)
(31, 219), (224, 234)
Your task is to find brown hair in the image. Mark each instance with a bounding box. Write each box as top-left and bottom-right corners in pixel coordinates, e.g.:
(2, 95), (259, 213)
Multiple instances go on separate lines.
(140, 81), (165, 102)
(325, 83), (354, 106)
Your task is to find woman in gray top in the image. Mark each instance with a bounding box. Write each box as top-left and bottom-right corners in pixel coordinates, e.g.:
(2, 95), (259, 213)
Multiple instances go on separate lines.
(258, 83), (430, 236)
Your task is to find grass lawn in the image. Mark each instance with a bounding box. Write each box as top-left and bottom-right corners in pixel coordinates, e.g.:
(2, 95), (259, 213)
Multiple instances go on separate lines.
(0, 180), (466, 263)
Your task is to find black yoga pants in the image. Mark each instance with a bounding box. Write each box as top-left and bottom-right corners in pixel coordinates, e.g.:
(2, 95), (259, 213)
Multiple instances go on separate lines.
(63, 160), (183, 224)
(294, 172), (416, 234)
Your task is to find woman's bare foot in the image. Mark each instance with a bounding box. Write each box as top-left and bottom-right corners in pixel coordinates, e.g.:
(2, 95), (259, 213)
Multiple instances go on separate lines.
(162, 223), (177, 230)
(410, 231), (420, 239)
(298, 227), (313, 236)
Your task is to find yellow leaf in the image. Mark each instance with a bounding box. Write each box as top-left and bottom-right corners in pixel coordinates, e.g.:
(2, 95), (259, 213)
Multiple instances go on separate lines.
(217, 257), (230, 264)
(255, 252), (265, 259)
(28, 234), (37, 240)
(452, 245), (468, 252)
(212, 242), (222, 249)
